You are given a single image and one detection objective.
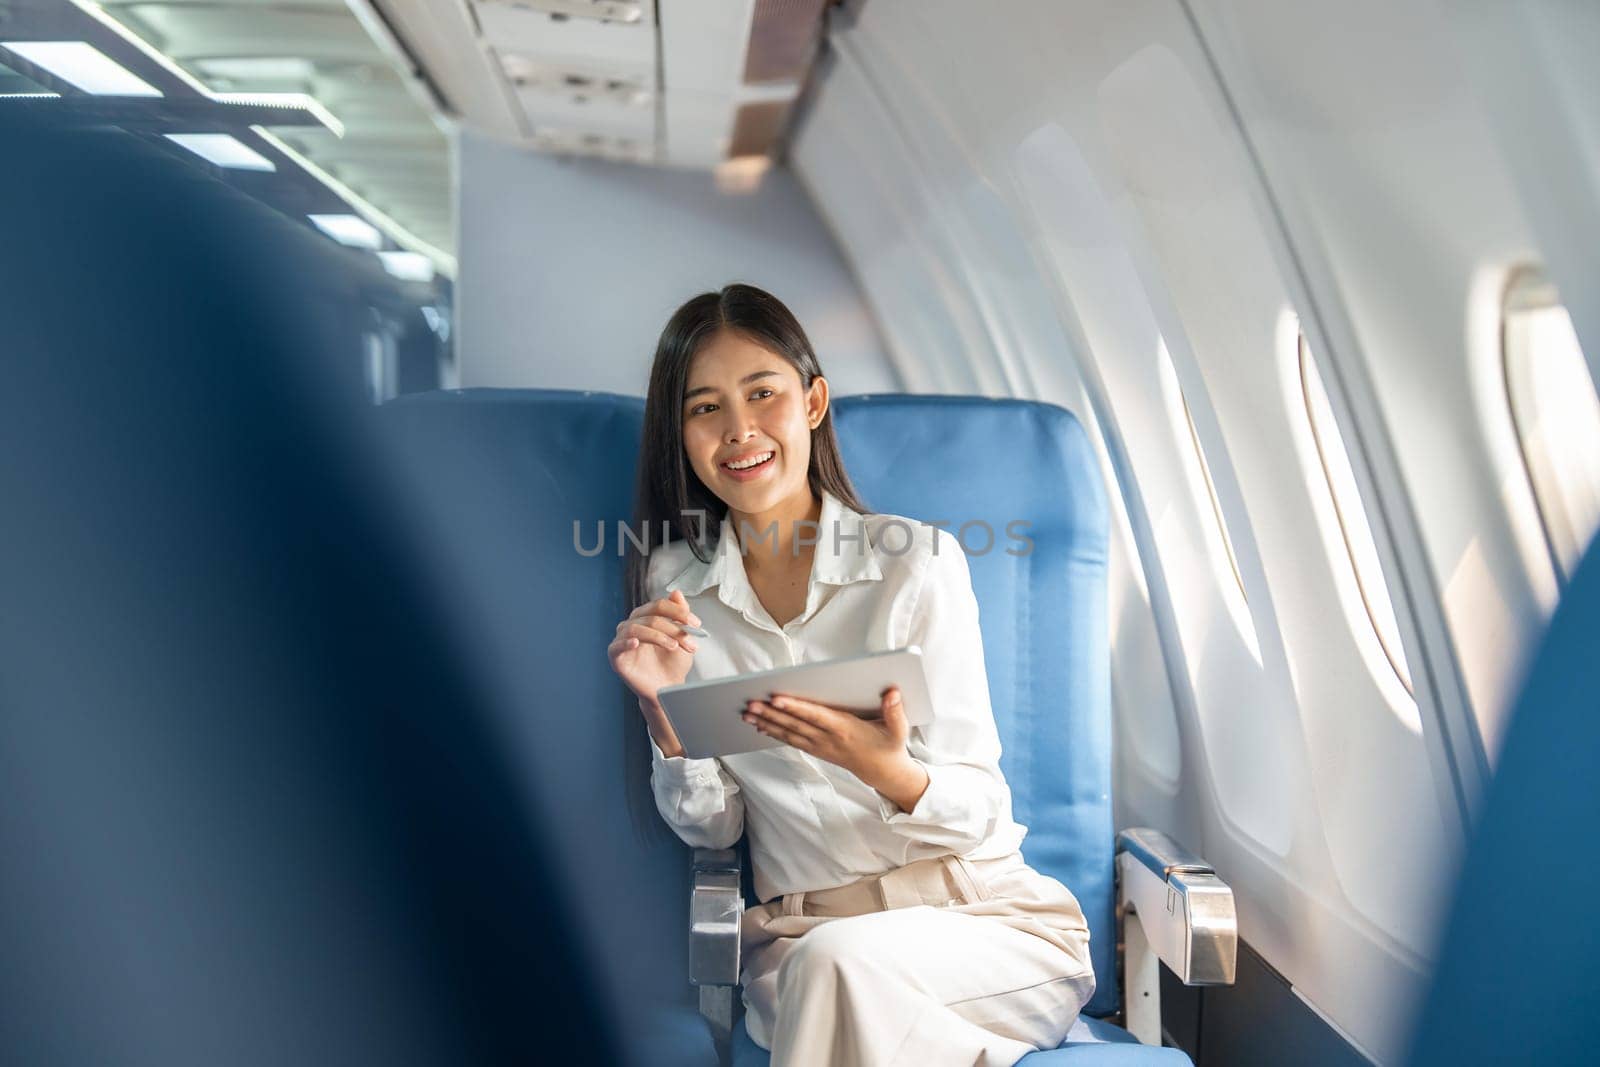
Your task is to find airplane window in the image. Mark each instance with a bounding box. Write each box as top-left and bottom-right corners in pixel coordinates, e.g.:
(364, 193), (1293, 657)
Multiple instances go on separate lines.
(1179, 383), (1248, 604)
(1157, 341), (1260, 662)
(1503, 266), (1600, 584)
(1298, 335), (1415, 695)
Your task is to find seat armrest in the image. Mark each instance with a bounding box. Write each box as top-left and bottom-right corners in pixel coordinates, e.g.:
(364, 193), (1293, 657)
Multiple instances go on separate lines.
(690, 848), (743, 987)
(1116, 828), (1236, 987)
(691, 848), (743, 1058)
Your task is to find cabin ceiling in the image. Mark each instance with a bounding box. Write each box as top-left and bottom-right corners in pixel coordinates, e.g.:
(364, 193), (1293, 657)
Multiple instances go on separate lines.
(374, 0), (830, 169)
(89, 0), (835, 264)
(96, 0), (453, 257)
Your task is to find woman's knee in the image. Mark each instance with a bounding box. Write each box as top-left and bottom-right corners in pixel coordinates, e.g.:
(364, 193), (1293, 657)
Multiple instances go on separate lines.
(774, 919), (881, 993)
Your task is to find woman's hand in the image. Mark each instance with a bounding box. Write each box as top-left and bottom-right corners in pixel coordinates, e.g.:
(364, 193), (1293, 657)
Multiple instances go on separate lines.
(743, 686), (931, 812)
(608, 589), (699, 757)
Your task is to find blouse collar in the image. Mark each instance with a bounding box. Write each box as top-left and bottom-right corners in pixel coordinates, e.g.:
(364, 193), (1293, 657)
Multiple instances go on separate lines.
(671, 488), (883, 623)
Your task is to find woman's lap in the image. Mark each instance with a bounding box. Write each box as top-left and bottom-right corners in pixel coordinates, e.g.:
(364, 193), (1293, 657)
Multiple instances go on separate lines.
(740, 858), (1095, 1061)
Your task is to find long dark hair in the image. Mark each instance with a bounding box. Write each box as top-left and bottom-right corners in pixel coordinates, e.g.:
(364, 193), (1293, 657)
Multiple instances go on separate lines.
(621, 284), (868, 838)
(624, 283), (868, 609)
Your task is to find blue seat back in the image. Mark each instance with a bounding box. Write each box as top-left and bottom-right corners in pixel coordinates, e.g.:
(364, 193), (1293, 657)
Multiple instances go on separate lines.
(379, 389), (715, 1066)
(1, 114), (615, 1066)
(1407, 539), (1600, 1064)
(380, 389), (1117, 1024)
(834, 395), (1116, 1017)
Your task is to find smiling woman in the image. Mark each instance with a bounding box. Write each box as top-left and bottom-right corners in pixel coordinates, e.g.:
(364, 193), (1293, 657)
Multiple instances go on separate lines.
(601, 283), (1100, 1067)
(627, 283), (865, 604)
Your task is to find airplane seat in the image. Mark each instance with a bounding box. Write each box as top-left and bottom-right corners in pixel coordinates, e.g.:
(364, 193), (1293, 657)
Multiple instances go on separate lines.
(1406, 537), (1600, 1064)
(0, 118), (615, 1065)
(379, 389), (1217, 1065)
(378, 388), (718, 1066)
(832, 396), (1122, 1009)
(720, 396), (1195, 1065)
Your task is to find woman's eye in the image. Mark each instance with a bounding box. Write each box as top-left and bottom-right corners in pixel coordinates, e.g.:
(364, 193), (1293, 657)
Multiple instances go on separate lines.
(689, 403), (716, 416)
(751, 388), (775, 400)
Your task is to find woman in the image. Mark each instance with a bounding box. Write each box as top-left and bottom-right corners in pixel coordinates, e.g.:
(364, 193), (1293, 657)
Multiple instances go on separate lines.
(609, 284), (1095, 1066)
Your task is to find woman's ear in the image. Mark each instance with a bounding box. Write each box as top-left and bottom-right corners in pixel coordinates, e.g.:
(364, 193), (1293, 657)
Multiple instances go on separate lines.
(806, 375), (830, 429)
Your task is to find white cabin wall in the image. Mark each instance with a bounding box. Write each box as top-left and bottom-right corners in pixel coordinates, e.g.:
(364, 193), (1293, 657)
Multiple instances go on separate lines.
(454, 129), (898, 396)
(794, 1), (1592, 1061)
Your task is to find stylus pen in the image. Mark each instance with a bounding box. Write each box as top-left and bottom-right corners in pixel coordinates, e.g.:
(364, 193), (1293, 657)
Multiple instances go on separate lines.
(681, 624), (708, 638)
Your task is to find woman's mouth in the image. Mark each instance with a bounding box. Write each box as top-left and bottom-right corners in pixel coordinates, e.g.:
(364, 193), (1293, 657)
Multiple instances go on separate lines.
(721, 450), (775, 481)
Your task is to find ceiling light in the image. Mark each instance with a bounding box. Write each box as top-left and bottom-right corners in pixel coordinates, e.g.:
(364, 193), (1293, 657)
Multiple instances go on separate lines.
(0, 41), (161, 96)
(164, 133), (276, 171)
(378, 251), (435, 283)
(55, 8), (341, 136)
(213, 92), (344, 137)
(253, 126), (455, 279)
(310, 213), (383, 250)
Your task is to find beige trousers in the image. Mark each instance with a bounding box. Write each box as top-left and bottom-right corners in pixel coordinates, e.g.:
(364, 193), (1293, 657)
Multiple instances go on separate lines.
(740, 852), (1096, 1067)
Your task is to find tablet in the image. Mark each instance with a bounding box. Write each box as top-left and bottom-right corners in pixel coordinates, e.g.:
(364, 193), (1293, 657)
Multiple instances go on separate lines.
(656, 646), (933, 760)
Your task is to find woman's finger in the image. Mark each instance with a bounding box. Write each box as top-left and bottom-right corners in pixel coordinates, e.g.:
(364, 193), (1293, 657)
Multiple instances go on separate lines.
(766, 694), (851, 732)
(624, 622), (688, 653)
(748, 716), (812, 752)
(625, 594), (701, 628)
(637, 614), (698, 637)
(624, 616), (698, 650)
(879, 686), (908, 738)
(617, 614), (699, 646)
(746, 700), (820, 742)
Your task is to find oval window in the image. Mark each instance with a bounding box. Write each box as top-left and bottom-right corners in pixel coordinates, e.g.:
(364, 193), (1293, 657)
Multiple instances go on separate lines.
(1503, 266), (1600, 584)
(1299, 334), (1415, 695)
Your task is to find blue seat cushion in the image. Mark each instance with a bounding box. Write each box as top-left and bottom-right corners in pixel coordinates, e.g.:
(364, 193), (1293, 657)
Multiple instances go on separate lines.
(731, 1015), (1190, 1066)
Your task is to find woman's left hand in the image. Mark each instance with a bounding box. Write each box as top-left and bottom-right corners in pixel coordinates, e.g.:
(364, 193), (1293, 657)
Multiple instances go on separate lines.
(744, 686), (931, 811)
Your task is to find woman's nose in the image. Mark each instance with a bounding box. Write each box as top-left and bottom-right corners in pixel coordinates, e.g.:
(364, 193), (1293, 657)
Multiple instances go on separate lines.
(724, 421), (758, 445)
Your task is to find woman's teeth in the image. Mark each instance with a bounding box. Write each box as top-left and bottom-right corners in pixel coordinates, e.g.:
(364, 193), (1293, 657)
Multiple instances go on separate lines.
(725, 451), (774, 470)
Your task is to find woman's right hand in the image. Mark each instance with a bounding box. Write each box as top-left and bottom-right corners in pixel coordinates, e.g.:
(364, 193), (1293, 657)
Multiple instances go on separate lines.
(608, 589), (699, 756)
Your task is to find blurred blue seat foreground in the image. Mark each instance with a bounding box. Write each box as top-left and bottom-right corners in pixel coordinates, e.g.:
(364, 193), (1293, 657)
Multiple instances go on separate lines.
(1, 116), (612, 1067)
(381, 388), (1224, 1065)
(1406, 537), (1600, 1066)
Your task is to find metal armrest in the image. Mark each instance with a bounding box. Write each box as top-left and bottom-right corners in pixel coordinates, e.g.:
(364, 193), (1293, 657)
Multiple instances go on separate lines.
(1117, 828), (1237, 1045)
(691, 848), (744, 1053)
(1117, 827), (1236, 985)
(690, 847), (743, 985)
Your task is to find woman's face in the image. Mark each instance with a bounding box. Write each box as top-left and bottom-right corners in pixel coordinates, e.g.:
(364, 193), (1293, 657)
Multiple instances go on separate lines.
(681, 328), (828, 517)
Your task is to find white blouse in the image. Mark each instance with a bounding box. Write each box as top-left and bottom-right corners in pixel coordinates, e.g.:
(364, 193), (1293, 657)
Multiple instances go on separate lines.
(646, 489), (1028, 902)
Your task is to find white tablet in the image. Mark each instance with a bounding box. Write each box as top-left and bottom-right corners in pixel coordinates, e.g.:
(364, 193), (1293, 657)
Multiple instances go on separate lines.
(656, 646), (933, 760)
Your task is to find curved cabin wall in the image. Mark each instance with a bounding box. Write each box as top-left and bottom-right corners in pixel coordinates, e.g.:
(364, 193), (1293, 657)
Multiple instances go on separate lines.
(789, 0), (1600, 1062)
(453, 128), (898, 395)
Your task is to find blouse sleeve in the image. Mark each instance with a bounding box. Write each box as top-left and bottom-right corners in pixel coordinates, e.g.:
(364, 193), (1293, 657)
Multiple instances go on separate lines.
(644, 549), (745, 849)
(875, 528), (1009, 852)
(649, 734), (746, 850)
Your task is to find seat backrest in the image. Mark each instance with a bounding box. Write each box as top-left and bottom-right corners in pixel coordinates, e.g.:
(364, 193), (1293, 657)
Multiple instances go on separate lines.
(1406, 539), (1600, 1064)
(379, 389), (1117, 1022)
(833, 395), (1117, 1017)
(379, 388), (715, 1067)
(0, 123), (611, 1066)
